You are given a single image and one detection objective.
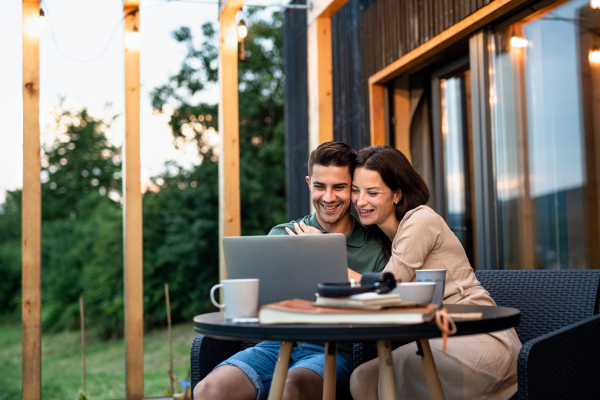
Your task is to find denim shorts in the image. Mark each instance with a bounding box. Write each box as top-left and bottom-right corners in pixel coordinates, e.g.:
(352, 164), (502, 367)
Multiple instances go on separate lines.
(215, 341), (354, 400)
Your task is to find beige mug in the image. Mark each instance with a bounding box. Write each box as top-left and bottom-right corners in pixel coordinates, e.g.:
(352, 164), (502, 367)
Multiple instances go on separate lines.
(210, 279), (259, 320)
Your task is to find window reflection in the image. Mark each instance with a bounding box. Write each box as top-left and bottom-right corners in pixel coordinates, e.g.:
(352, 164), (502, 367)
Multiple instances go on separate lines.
(491, 0), (598, 269)
(439, 72), (475, 265)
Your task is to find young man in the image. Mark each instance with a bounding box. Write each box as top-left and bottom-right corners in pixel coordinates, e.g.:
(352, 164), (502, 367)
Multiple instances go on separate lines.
(194, 142), (387, 400)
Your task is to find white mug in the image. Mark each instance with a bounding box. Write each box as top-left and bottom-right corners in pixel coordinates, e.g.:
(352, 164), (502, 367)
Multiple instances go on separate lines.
(416, 269), (446, 305)
(210, 279), (259, 320)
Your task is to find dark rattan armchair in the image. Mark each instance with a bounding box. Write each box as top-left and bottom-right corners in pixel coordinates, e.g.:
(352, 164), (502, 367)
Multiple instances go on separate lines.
(191, 270), (600, 399)
(475, 270), (600, 400)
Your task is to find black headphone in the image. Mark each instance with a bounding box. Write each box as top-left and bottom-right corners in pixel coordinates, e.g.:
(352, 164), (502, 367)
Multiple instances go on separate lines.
(317, 272), (397, 298)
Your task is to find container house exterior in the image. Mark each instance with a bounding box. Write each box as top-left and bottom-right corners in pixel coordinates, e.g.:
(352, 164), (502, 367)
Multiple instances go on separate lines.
(284, 0), (600, 271)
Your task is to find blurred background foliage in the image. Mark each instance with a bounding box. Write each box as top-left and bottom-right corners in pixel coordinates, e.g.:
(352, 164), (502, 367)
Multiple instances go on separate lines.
(0, 10), (286, 339)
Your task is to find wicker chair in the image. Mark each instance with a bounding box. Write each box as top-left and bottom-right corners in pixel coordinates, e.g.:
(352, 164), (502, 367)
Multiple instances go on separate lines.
(475, 270), (600, 400)
(190, 270), (600, 400)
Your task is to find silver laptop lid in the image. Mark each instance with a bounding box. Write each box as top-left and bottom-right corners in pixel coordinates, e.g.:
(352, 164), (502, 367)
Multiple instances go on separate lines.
(223, 234), (348, 306)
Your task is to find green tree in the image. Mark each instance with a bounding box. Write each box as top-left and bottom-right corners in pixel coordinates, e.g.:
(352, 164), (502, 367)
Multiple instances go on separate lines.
(145, 11), (287, 325)
(150, 10), (286, 234)
(41, 105), (122, 221)
(38, 106), (124, 334)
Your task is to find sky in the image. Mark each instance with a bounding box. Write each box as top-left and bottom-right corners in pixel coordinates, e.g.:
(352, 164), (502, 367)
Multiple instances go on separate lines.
(1, 0), (271, 204)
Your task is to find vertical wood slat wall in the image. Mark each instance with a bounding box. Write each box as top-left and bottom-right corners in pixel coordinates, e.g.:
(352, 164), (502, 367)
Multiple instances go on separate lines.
(283, 0), (516, 216)
(22, 1), (41, 399)
(123, 4), (144, 399)
(334, 0), (499, 149)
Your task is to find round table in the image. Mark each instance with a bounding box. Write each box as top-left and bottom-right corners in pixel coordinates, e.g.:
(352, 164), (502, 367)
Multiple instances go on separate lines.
(194, 304), (520, 400)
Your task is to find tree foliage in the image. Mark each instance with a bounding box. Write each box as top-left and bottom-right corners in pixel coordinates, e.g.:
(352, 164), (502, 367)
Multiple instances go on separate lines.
(0, 11), (287, 338)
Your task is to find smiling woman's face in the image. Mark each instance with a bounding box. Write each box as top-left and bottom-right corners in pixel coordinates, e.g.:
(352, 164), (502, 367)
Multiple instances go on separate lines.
(352, 167), (400, 231)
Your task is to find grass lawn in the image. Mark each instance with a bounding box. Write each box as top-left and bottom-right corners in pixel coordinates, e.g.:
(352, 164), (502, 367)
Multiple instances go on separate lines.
(0, 322), (198, 399)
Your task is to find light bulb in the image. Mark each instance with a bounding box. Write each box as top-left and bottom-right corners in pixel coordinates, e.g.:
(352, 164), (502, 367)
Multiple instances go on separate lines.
(589, 50), (600, 63)
(39, 9), (46, 29)
(591, 0), (600, 9)
(510, 36), (528, 48)
(125, 28), (140, 50)
(237, 20), (248, 39)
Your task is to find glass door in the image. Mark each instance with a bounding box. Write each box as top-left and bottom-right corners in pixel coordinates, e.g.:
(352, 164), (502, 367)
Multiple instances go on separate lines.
(432, 58), (476, 266)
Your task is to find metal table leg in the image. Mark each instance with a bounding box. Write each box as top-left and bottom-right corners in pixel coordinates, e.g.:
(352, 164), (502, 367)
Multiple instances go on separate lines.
(267, 341), (294, 400)
(418, 339), (445, 400)
(377, 340), (396, 400)
(323, 342), (337, 400)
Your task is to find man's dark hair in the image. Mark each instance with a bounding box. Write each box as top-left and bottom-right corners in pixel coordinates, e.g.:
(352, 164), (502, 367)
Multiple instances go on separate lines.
(308, 141), (357, 176)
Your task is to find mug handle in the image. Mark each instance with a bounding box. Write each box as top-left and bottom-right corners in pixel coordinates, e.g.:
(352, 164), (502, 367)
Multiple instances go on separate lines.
(210, 284), (224, 309)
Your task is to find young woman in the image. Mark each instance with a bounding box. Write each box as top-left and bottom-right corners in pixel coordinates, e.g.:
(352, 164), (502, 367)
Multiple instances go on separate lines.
(349, 146), (521, 400)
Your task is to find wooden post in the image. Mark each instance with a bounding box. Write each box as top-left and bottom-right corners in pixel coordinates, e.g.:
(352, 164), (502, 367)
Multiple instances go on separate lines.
(22, 1), (41, 399)
(218, 0), (245, 283)
(267, 341), (294, 400)
(392, 76), (412, 161)
(123, 3), (144, 399)
(323, 342), (337, 400)
(165, 284), (174, 395)
(307, 17), (333, 150)
(369, 83), (386, 146)
(80, 297), (86, 393)
(376, 340), (396, 400)
(306, 0), (350, 151)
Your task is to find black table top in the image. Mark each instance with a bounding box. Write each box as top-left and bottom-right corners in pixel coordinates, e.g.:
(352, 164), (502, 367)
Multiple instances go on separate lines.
(193, 304), (520, 342)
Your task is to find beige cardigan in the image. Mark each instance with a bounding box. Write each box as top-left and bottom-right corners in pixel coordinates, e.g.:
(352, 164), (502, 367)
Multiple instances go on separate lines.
(381, 205), (521, 400)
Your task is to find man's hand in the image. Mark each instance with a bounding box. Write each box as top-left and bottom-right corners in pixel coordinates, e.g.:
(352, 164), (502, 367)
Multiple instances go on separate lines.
(284, 221), (324, 236)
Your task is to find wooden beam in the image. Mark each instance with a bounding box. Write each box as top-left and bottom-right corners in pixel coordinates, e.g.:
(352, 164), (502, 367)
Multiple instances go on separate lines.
(392, 76), (411, 161)
(22, 1), (41, 399)
(308, 17), (334, 150)
(219, 0), (246, 18)
(307, 0), (349, 25)
(368, 0), (529, 86)
(218, 2), (244, 282)
(369, 83), (386, 146)
(123, 5), (144, 400)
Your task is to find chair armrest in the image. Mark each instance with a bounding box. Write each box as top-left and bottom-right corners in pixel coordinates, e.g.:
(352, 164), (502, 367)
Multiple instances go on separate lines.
(517, 313), (600, 400)
(190, 334), (241, 399)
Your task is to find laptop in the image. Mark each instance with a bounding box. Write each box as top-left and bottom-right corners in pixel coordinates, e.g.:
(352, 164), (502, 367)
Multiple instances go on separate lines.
(223, 234), (348, 306)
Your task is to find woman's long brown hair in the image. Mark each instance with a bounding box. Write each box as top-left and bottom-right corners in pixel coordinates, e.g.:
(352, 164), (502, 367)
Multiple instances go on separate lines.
(355, 146), (430, 260)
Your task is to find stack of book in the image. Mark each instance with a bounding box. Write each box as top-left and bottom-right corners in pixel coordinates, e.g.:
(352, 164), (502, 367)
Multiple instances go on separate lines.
(258, 297), (438, 325)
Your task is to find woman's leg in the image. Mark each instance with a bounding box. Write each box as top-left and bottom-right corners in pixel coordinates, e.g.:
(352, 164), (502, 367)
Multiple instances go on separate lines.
(349, 356), (379, 400)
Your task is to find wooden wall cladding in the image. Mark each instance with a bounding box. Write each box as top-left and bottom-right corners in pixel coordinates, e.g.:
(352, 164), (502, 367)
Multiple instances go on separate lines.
(283, 0), (496, 215)
(360, 0), (492, 79)
(283, 0), (310, 220)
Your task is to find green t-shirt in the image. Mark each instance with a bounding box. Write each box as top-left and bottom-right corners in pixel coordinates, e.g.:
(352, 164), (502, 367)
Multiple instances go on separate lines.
(269, 213), (387, 274)
(268, 213), (388, 363)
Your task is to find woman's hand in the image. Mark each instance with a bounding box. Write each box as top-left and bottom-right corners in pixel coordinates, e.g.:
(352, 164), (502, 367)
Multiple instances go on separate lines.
(284, 221), (324, 236)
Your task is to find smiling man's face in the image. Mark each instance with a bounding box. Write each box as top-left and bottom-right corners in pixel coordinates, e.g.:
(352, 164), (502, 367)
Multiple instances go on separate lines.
(306, 164), (353, 230)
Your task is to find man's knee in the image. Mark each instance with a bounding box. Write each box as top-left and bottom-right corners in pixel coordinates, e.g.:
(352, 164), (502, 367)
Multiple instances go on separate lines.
(283, 368), (322, 400)
(193, 365), (257, 400)
(193, 378), (217, 400)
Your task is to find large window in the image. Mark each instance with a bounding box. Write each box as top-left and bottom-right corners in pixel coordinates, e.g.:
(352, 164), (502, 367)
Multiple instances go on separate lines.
(490, 0), (600, 269)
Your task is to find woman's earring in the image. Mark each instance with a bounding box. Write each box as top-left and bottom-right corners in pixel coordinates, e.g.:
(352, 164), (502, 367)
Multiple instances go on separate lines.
(394, 200), (398, 205)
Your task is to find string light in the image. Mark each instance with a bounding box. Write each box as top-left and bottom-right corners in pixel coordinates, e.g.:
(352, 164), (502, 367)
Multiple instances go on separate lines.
(23, 9), (42, 37)
(237, 19), (247, 62)
(237, 19), (248, 39)
(510, 36), (528, 48)
(125, 25), (141, 50)
(39, 8), (47, 29)
(591, 0), (600, 9)
(590, 49), (600, 63)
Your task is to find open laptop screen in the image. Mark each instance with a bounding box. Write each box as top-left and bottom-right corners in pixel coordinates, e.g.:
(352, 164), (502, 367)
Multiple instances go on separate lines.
(223, 234), (348, 306)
